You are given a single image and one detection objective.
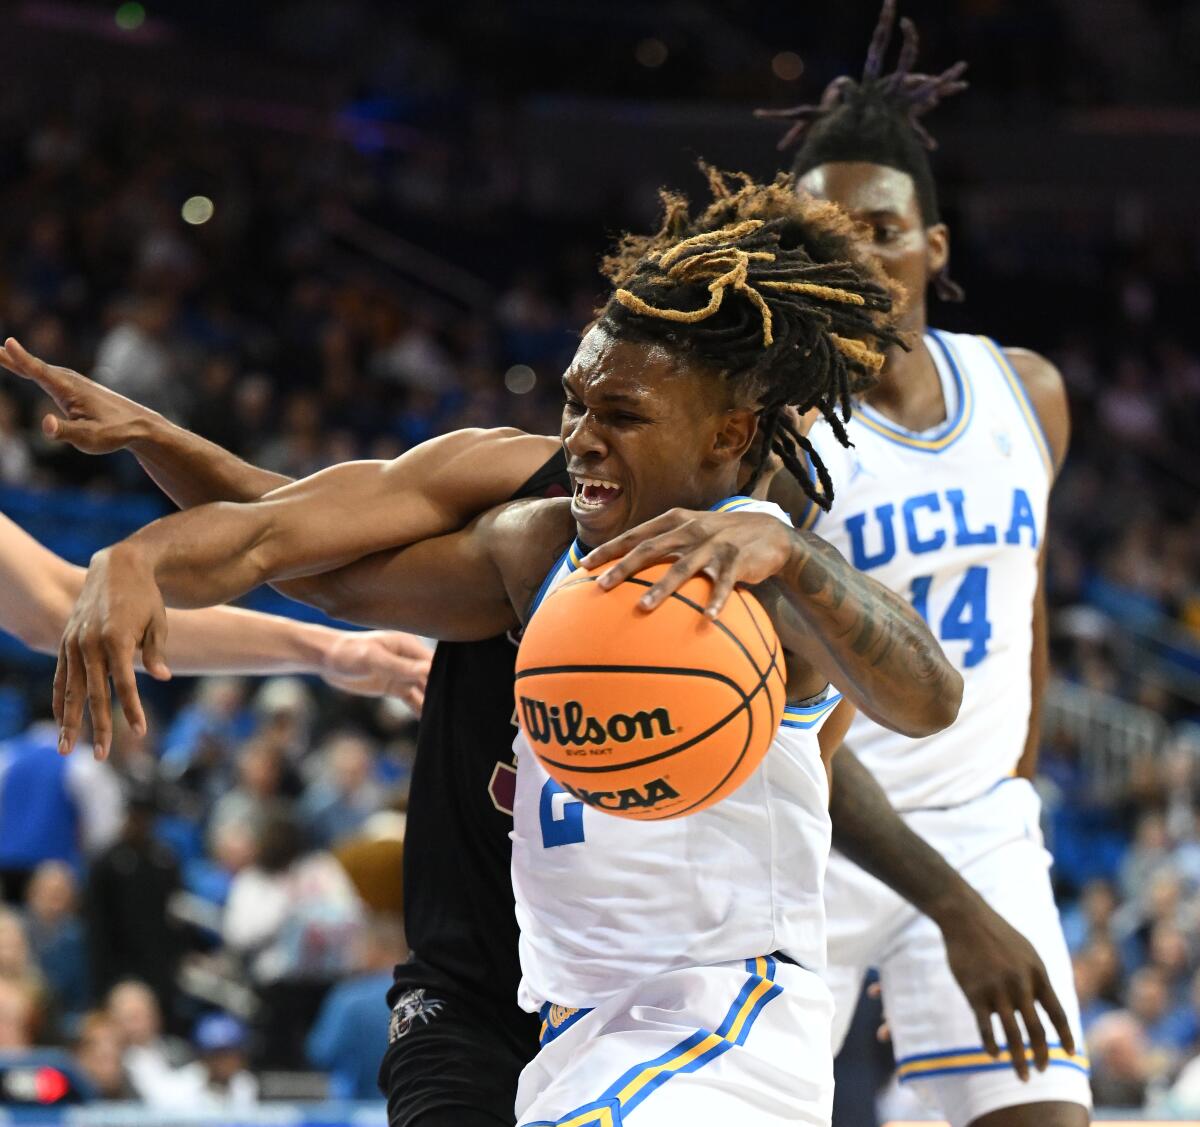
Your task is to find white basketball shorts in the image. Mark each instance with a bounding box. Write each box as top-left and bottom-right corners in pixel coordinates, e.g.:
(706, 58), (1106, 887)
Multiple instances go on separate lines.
(516, 956), (835, 1126)
(822, 776), (1092, 1127)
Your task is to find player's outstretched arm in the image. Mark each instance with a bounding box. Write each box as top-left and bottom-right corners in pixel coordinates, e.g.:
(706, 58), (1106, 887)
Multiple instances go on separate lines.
(0, 338), (558, 624)
(0, 514), (429, 711)
(829, 747), (1076, 1080)
(52, 496), (543, 758)
(581, 509), (962, 738)
(0, 337), (290, 507)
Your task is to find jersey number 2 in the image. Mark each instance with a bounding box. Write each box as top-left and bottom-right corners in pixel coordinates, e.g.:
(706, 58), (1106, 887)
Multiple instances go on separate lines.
(540, 778), (586, 847)
(910, 566), (992, 668)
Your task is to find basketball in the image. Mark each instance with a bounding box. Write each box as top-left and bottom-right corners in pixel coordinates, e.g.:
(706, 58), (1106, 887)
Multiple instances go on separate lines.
(514, 563), (787, 821)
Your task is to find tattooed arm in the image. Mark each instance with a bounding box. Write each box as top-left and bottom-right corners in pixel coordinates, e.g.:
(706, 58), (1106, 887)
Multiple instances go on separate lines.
(761, 529), (960, 737)
(580, 510), (962, 738)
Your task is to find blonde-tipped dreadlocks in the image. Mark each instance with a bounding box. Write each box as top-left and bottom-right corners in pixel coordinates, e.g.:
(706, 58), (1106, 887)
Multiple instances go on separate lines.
(596, 168), (903, 509)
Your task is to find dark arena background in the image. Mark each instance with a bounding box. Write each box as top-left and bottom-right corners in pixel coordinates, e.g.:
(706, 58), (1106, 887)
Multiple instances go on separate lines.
(0, 1), (1197, 1124)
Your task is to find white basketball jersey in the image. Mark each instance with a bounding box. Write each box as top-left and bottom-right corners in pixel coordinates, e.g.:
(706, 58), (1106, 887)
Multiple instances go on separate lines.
(510, 497), (839, 1012)
(802, 330), (1052, 811)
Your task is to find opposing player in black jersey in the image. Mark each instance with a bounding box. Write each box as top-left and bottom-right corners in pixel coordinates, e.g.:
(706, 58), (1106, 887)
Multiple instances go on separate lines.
(4, 198), (1072, 1127)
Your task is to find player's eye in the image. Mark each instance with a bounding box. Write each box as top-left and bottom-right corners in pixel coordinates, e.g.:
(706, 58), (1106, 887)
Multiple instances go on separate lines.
(874, 225), (901, 244)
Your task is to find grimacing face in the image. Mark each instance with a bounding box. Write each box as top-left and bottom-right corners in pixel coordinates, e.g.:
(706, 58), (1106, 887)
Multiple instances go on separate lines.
(796, 161), (948, 331)
(560, 328), (757, 546)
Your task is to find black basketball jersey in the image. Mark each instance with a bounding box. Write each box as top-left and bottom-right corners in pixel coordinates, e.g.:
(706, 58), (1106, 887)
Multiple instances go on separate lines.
(401, 448), (569, 1006)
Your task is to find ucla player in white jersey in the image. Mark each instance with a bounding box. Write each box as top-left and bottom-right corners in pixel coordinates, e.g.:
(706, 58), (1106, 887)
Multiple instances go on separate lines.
(54, 180), (964, 1126)
(754, 5), (1089, 1125)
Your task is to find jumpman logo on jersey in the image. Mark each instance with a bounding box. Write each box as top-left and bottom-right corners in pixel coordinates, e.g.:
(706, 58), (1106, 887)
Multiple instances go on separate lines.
(849, 456), (874, 483)
(993, 430), (1013, 457)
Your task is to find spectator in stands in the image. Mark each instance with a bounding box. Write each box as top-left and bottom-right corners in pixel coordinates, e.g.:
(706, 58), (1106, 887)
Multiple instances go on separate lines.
(0, 720), (123, 903)
(1126, 966), (1192, 1076)
(0, 909), (48, 1032)
(84, 786), (183, 1023)
(92, 295), (181, 420)
(333, 806), (406, 917)
(136, 1012), (257, 1111)
(1088, 1009), (1153, 1108)
(1073, 950), (1116, 1033)
(206, 739), (286, 851)
(185, 822), (258, 909)
(0, 389), (32, 486)
(1062, 877), (1118, 954)
(22, 862), (88, 1022)
(1120, 811), (1171, 904)
(305, 913), (406, 1099)
(106, 980), (191, 1101)
(0, 975), (36, 1050)
(223, 813), (364, 1068)
(73, 1011), (136, 1101)
(299, 731), (384, 848)
(161, 676), (252, 784)
(1147, 921), (1195, 1002)
(251, 678), (314, 772)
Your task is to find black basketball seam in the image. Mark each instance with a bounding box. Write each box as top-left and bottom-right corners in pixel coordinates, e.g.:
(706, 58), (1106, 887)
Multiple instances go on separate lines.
(520, 646), (780, 776)
(550, 573), (769, 680)
(734, 587), (786, 738)
(524, 572), (784, 814)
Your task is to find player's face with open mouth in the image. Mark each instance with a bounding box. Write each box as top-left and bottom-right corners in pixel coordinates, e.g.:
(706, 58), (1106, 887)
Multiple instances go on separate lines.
(561, 328), (746, 546)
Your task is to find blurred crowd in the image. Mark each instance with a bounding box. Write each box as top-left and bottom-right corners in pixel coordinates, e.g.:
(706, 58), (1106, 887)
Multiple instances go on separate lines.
(0, 671), (415, 1107)
(0, 1), (1197, 1117)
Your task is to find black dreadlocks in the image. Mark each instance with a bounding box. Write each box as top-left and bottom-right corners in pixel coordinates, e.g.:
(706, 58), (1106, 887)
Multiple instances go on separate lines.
(756, 0), (968, 300)
(597, 169), (903, 509)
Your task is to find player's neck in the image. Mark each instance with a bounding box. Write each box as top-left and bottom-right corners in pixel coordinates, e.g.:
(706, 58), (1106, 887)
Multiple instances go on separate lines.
(861, 311), (946, 432)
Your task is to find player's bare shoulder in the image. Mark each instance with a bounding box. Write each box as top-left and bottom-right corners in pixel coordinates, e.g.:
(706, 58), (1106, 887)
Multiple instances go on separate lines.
(1002, 347), (1070, 473)
(477, 496), (576, 623)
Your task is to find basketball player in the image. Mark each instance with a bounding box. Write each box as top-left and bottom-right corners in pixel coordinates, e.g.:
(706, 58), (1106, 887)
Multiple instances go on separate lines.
(48, 184), (965, 1124)
(0, 509), (430, 705)
(716, 7), (1081, 1125)
(0, 182), (1074, 1126)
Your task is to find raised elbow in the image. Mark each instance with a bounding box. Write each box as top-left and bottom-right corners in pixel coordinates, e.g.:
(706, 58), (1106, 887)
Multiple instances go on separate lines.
(905, 666), (964, 738)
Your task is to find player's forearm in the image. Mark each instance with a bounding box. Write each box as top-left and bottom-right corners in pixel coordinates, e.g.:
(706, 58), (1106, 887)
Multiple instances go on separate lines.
(0, 525), (78, 652)
(777, 532), (963, 737)
(160, 606), (342, 676)
(103, 504), (284, 610)
(830, 747), (987, 929)
(128, 412), (291, 507)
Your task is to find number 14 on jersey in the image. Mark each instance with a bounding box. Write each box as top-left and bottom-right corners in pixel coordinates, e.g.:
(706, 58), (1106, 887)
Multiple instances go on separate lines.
(910, 566), (992, 669)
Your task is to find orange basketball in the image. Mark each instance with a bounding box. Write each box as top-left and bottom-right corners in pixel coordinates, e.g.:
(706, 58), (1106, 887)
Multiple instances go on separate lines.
(514, 563), (787, 821)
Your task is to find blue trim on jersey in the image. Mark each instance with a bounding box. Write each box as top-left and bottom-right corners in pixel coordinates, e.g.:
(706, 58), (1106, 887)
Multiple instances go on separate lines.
(524, 959), (783, 1125)
(539, 1002), (594, 1048)
(896, 1040), (1090, 1083)
(528, 541), (583, 618)
(781, 691), (842, 729)
(978, 336), (1055, 477)
(709, 495), (757, 512)
(854, 330), (974, 454)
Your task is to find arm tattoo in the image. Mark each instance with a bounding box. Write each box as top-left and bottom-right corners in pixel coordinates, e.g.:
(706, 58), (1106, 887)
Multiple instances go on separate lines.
(779, 530), (958, 733)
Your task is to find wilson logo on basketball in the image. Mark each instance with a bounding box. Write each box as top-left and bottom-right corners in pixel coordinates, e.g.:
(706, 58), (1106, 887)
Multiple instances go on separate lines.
(563, 777), (681, 812)
(519, 697), (677, 746)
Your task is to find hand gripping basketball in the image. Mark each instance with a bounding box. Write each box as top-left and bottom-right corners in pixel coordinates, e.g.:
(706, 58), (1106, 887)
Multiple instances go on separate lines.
(515, 562), (786, 821)
(580, 508), (796, 619)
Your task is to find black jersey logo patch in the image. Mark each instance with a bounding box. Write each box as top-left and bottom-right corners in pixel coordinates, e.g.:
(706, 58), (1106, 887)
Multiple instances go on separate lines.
(388, 988), (445, 1043)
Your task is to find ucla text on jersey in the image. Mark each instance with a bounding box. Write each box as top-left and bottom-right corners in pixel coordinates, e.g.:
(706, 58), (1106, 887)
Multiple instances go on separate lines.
(803, 330), (1050, 811)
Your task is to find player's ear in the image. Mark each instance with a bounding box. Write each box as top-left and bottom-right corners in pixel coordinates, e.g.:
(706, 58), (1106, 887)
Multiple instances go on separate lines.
(926, 223), (950, 280)
(713, 407), (758, 466)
